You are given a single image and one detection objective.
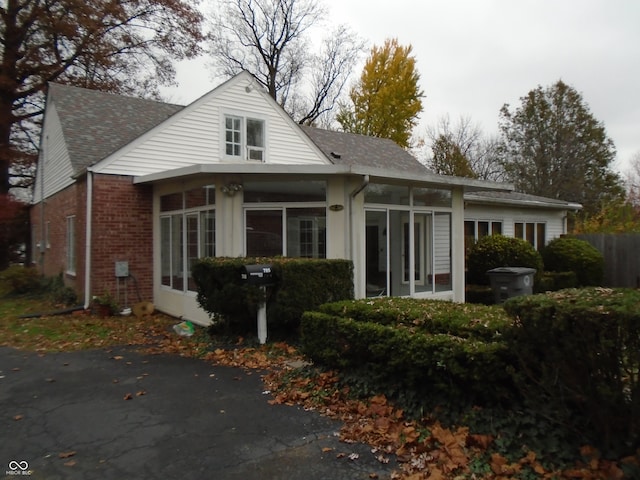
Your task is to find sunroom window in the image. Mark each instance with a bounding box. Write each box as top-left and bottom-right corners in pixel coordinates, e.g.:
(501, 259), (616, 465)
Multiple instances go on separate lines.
(160, 186), (215, 293)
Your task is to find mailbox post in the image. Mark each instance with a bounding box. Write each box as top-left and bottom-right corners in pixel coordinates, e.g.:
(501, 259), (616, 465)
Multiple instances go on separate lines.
(241, 264), (276, 344)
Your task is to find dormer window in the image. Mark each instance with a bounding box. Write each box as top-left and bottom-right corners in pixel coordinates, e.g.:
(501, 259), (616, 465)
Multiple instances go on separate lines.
(225, 115), (265, 161)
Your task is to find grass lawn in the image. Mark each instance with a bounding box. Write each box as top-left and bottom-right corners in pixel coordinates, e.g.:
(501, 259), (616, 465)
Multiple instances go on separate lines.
(0, 293), (209, 355)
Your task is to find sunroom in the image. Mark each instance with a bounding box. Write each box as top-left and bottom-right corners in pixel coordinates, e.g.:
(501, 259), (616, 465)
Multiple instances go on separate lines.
(138, 163), (497, 326)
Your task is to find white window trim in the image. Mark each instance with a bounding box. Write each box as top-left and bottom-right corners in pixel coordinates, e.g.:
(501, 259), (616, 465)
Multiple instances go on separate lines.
(464, 219), (503, 241)
(514, 220), (546, 250)
(66, 216), (76, 275)
(222, 111), (267, 162)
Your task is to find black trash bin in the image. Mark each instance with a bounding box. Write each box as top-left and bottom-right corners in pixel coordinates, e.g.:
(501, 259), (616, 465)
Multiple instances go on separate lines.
(486, 267), (536, 303)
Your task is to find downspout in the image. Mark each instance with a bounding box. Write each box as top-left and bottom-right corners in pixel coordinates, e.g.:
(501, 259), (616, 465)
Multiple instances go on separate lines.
(39, 136), (47, 269)
(350, 174), (369, 199)
(83, 168), (94, 309)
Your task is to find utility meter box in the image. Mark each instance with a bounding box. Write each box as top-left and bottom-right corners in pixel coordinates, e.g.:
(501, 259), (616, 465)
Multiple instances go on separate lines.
(486, 267), (536, 303)
(241, 264), (275, 286)
(115, 261), (129, 278)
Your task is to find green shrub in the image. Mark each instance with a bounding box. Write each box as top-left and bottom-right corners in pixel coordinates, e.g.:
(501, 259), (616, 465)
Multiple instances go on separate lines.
(301, 299), (517, 412)
(316, 297), (512, 341)
(465, 284), (494, 304)
(41, 274), (78, 306)
(534, 271), (578, 293)
(192, 257), (353, 337)
(0, 266), (41, 295)
(466, 235), (543, 286)
(502, 288), (640, 456)
(541, 237), (604, 286)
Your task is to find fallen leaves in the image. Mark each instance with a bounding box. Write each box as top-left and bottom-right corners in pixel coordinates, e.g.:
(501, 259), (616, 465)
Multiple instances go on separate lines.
(0, 309), (211, 355)
(203, 342), (303, 371)
(123, 391), (146, 400)
(4, 306), (637, 480)
(59, 452), (77, 468)
(262, 359), (639, 480)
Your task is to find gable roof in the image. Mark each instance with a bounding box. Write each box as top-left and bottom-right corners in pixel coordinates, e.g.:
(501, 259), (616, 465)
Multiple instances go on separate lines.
(300, 125), (429, 176)
(48, 81), (432, 179)
(44, 79), (513, 196)
(47, 83), (183, 175)
(465, 190), (582, 210)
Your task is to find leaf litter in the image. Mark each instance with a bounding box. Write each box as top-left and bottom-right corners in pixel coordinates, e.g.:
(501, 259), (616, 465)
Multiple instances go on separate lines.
(2, 309), (638, 479)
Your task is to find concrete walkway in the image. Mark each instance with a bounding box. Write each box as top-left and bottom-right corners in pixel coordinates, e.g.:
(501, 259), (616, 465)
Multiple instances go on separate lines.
(0, 347), (396, 479)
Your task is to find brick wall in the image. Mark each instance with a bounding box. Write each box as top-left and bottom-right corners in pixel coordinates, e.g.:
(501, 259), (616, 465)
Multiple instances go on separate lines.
(91, 174), (153, 304)
(30, 181), (86, 295)
(30, 174), (153, 305)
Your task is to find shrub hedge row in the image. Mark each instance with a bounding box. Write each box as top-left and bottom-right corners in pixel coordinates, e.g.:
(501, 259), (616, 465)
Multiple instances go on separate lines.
(316, 297), (512, 341)
(503, 288), (640, 455)
(192, 257), (353, 335)
(301, 299), (517, 409)
(302, 289), (639, 456)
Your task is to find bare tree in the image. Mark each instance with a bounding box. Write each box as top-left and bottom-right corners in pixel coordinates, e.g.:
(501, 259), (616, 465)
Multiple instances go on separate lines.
(423, 115), (504, 181)
(207, 0), (364, 124)
(0, 0), (204, 269)
(625, 151), (640, 208)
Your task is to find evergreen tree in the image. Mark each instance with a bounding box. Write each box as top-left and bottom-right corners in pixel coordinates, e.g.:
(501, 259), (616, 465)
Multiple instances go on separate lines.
(499, 80), (625, 216)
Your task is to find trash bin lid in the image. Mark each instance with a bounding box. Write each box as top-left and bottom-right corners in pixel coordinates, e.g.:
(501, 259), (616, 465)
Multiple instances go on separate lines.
(486, 267), (537, 275)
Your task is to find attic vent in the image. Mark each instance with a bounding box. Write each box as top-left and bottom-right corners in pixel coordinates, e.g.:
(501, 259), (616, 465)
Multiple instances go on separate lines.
(330, 151), (341, 159)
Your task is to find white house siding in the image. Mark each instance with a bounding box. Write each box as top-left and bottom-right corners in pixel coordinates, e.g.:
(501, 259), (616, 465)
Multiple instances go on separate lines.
(464, 203), (568, 245)
(94, 73), (329, 177)
(32, 104), (75, 203)
(434, 213), (451, 276)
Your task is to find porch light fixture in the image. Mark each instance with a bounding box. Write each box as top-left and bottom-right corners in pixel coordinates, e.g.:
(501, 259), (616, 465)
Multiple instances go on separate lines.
(221, 182), (243, 196)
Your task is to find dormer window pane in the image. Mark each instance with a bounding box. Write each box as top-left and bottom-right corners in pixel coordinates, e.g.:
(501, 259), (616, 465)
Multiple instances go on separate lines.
(225, 116), (242, 156)
(247, 119), (264, 148)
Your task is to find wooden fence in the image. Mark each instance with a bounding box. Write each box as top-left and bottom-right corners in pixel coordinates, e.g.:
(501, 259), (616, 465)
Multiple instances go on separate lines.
(575, 233), (640, 288)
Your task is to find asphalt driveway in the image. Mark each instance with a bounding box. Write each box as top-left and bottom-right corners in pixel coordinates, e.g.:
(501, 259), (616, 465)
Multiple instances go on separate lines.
(0, 346), (395, 479)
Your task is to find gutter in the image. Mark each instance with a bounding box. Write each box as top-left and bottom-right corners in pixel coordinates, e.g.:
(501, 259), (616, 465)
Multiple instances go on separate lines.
(83, 169), (94, 309)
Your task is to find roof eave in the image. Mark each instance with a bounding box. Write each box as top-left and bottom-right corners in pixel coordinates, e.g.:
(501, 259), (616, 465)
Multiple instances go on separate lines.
(134, 163), (515, 193)
(348, 165), (514, 192)
(133, 163), (352, 184)
(465, 195), (583, 210)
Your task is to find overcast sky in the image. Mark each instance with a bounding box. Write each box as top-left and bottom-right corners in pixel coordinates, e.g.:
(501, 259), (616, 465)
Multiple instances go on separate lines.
(163, 0), (639, 174)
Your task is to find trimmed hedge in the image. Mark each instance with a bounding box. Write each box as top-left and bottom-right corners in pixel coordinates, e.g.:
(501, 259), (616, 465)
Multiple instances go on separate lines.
(503, 288), (640, 455)
(301, 299), (516, 409)
(541, 237), (604, 286)
(534, 271), (578, 293)
(192, 257), (353, 336)
(316, 297), (512, 341)
(466, 235), (543, 286)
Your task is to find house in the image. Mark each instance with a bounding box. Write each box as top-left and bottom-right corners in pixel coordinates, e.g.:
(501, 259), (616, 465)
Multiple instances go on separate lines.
(30, 71), (572, 325)
(463, 191), (582, 251)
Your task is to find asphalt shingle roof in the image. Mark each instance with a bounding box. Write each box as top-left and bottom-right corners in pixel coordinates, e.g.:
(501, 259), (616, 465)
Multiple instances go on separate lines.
(300, 125), (430, 176)
(49, 83), (431, 179)
(48, 83), (183, 174)
(465, 190), (581, 209)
